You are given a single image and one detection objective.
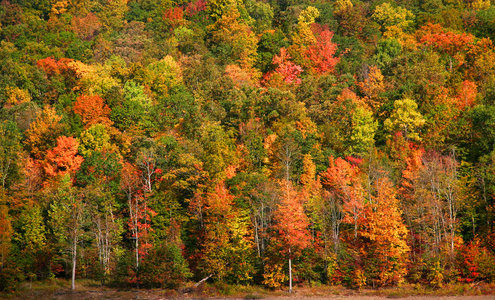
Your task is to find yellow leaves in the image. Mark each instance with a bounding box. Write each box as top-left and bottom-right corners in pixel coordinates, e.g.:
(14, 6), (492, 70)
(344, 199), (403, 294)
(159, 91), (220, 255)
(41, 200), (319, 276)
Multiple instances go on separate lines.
(145, 55), (183, 98)
(361, 177), (410, 285)
(207, 6), (259, 69)
(334, 0), (353, 14)
(383, 25), (417, 49)
(78, 124), (119, 157)
(262, 262), (286, 288)
(25, 105), (65, 160)
(292, 7), (320, 50)
(297, 6), (320, 25)
(67, 60), (94, 80)
(5, 86), (31, 107)
(207, 0), (240, 20)
(373, 3), (414, 32)
(98, 0), (128, 32)
(78, 62), (119, 96)
(357, 66), (386, 110)
(384, 98), (426, 142)
(50, 0), (69, 17)
(470, 0), (491, 10)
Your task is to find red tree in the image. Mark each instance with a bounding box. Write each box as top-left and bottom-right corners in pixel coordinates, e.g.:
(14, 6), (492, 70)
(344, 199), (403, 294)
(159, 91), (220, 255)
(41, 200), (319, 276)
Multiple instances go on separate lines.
(305, 28), (340, 74)
(262, 48), (303, 87)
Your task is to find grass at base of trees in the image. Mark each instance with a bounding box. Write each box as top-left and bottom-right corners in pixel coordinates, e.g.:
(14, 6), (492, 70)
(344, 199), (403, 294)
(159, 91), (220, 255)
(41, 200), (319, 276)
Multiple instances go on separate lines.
(2, 280), (494, 299)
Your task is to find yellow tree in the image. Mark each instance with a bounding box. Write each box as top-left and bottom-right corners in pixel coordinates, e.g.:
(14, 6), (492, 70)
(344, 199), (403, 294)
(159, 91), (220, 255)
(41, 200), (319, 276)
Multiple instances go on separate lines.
(289, 6), (319, 69)
(360, 177), (410, 286)
(98, 0), (128, 33)
(207, 6), (259, 75)
(199, 181), (254, 283)
(384, 98), (425, 142)
(25, 106), (65, 160)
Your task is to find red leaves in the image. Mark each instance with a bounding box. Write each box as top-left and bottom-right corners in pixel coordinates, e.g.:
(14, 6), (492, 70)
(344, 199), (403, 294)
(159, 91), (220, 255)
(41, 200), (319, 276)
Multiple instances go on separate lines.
(262, 48), (303, 86)
(185, 0), (206, 16)
(305, 29), (340, 74)
(44, 136), (84, 177)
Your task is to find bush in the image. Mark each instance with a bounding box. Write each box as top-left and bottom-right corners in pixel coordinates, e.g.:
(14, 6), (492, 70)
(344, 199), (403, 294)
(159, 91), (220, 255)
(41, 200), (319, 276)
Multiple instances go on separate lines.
(0, 264), (25, 292)
(139, 243), (192, 289)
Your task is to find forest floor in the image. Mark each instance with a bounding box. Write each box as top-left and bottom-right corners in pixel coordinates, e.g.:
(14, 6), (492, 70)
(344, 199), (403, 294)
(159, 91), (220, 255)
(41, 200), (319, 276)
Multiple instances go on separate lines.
(2, 280), (495, 300)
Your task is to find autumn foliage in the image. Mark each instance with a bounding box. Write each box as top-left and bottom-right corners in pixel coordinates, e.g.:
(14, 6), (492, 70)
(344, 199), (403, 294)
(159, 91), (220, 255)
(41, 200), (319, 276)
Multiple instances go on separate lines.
(2, 0), (495, 293)
(44, 136), (84, 177)
(73, 94), (112, 129)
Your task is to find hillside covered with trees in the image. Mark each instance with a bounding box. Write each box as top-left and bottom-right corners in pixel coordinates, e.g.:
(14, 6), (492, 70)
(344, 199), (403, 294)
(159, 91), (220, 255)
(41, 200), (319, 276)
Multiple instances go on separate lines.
(1, 0), (495, 292)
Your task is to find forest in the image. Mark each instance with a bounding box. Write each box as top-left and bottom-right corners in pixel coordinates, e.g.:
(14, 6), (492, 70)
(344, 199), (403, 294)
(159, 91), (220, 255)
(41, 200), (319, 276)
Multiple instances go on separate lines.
(0, 0), (495, 294)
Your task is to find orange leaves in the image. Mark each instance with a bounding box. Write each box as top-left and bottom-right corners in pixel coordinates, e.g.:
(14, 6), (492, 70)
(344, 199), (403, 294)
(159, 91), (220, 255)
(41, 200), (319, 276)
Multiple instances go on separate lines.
(163, 7), (184, 27)
(225, 64), (259, 88)
(120, 162), (141, 194)
(419, 23), (475, 70)
(457, 80), (477, 109)
(73, 94), (112, 129)
(44, 136), (84, 177)
(272, 179), (311, 256)
(205, 182), (235, 216)
(321, 156), (360, 192)
(361, 177), (410, 285)
(37, 57), (75, 77)
(400, 143), (424, 196)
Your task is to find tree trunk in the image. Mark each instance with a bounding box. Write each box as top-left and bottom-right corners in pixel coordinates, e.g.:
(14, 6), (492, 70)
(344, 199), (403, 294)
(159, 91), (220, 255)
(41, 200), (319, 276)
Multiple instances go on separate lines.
(71, 236), (78, 291)
(289, 257), (292, 293)
(288, 247), (292, 293)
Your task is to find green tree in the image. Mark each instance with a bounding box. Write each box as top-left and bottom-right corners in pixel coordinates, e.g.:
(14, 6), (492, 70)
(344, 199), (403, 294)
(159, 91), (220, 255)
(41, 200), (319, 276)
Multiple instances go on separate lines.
(49, 175), (86, 290)
(12, 203), (47, 280)
(78, 124), (117, 157)
(0, 121), (22, 189)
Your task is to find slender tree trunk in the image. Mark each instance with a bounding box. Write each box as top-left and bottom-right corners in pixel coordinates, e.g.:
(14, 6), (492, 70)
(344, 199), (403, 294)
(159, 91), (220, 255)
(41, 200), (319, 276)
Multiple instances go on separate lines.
(71, 235), (78, 291)
(288, 247), (292, 293)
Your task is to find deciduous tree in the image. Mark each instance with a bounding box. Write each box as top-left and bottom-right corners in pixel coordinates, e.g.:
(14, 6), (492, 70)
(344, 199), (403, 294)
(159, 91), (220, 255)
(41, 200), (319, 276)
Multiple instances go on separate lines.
(269, 179), (311, 292)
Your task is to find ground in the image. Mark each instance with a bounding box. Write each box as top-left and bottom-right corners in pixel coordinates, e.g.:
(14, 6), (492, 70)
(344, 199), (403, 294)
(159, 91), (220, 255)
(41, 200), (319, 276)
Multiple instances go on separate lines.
(3, 281), (495, 300)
